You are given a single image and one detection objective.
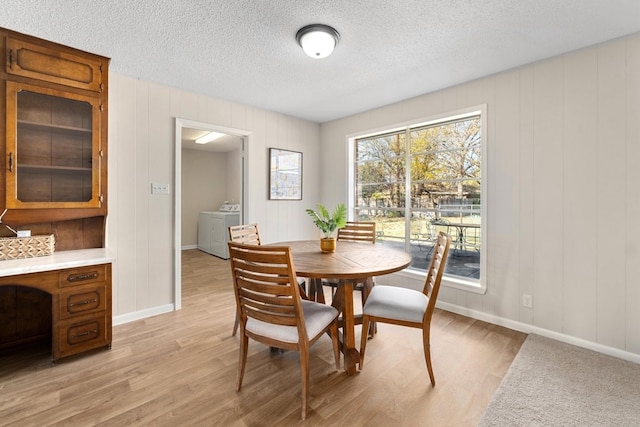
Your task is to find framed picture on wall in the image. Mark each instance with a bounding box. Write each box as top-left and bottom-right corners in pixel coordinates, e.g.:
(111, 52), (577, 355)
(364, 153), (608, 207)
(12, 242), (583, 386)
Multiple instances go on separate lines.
(269, 148), (302, 200)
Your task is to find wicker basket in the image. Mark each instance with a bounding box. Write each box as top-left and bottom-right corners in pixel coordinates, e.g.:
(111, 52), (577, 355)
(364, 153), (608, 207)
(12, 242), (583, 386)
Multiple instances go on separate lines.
(0, 234), (55, 260)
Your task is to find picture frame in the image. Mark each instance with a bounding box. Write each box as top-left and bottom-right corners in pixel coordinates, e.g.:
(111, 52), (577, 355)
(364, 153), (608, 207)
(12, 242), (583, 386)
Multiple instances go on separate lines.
(269, 148), (302, 200)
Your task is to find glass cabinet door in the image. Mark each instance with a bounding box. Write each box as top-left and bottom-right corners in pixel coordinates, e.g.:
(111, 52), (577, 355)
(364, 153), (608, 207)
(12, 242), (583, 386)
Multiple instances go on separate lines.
(6, 81), (102, 208)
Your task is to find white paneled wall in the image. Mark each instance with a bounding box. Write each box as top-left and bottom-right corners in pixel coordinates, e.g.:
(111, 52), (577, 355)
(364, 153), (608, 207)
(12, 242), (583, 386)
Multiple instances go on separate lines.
(595, 40), (627, 350)
(532, 56), (564, 333)
(108, 75), (321, 322)
(320, 33), (640, 357)
(626, 35), (640, 356)
(562, 48), (597, 342)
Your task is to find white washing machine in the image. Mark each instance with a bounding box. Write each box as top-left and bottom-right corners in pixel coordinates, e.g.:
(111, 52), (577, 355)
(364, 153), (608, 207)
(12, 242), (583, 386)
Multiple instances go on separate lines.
(198, 202), (240, 259)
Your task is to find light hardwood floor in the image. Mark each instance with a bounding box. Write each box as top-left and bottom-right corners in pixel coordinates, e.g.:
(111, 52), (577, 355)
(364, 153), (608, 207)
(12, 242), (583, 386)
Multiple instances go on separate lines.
(0, 250), (526, 426)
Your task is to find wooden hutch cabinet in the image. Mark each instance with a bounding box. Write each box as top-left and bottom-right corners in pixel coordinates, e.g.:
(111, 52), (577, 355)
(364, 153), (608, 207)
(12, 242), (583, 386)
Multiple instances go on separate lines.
(0, 27), (112, 362)
(1, 27), (108, 229)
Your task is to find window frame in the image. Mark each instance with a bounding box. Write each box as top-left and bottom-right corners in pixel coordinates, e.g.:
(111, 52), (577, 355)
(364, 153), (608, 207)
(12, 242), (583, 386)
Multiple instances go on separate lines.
(347, 105), (487, 294)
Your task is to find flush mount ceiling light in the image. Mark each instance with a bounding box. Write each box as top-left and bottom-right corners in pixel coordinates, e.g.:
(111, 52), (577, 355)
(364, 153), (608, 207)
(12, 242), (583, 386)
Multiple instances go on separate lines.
(296, 24), (340, 59)
(195, 131), (225, 144)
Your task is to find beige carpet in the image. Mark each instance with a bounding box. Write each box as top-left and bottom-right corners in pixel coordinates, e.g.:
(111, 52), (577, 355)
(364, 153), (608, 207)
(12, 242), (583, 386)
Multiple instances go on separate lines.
(479, 334), (640, 426)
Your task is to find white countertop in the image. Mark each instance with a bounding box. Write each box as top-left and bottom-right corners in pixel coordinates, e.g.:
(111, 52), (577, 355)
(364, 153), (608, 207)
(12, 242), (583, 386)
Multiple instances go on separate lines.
(0, 248), (115, 277)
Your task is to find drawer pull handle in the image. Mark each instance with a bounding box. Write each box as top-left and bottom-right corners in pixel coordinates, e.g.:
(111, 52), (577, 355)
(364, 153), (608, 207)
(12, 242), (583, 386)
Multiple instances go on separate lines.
(67, 272), (99, 282)
(69, 298), (98, 307)
(74, 329), (98, 338)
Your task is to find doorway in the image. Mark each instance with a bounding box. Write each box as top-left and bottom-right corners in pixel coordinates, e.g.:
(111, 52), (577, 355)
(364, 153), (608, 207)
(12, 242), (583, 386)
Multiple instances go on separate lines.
(173, 118), (251, 309)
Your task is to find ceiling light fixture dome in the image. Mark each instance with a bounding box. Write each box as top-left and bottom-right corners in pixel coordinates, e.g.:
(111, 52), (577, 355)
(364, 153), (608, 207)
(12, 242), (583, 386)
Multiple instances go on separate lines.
(296, 24), (340, 59)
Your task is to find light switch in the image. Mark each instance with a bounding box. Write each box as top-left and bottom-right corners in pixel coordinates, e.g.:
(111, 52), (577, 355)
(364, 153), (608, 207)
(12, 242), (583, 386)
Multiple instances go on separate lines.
(151, 183), (170, 195)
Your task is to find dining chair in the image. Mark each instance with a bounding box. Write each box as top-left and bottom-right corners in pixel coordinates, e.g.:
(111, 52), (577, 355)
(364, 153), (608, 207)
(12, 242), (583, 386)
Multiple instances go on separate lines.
(228, 241), (341, 420)
(322, 221), (377, 337)
(228, 223), (261, 245)
(228, 223), (308, 336)
(359, 231), (451, 386)
(228, 224), (261, 336)
(322, 221), (376, 301)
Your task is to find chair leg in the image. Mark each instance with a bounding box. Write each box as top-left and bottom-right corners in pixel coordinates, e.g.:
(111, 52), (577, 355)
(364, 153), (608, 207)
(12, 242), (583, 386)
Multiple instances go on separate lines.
(422, 327), (435, 387)
(232, 309), (239, 337)
(316, 282), (326, 304)
(359, 315), (370, 370)
(236, 333), (249, 391)
(308, 279), (325, 304)
(330, 322), (340, 370)
(367, 321), (377, 338)
(298, 279), (309, 300)
(300, 348), (310, 420)
(361, 279), (377, 338)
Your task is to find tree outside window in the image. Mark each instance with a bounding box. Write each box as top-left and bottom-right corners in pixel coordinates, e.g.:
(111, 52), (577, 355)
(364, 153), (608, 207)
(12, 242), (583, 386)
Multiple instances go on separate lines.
(354, 113), (482, 281)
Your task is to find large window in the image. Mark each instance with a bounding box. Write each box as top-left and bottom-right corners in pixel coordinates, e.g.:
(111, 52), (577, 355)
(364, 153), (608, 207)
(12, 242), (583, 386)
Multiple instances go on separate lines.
(352, 108), (484, 285)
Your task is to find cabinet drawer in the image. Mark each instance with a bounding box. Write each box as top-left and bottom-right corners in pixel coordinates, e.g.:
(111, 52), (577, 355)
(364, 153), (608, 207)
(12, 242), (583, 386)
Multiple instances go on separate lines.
(59, 265), (107, 288)
(6, 37), (104, 92)
(57, 313), (108, 359)
(58, 284), (106, 320)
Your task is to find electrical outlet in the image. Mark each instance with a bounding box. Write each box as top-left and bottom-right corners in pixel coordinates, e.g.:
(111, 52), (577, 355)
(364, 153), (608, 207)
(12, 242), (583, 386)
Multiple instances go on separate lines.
(522, 294), (533, 308)
(151, 183), (170, 195)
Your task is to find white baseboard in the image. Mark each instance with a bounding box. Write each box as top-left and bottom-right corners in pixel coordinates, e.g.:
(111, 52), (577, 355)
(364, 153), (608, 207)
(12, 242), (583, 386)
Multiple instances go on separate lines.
(437, 300), (640, 364)
(113, 304), (175, 326)
(181, 245), (197, 251)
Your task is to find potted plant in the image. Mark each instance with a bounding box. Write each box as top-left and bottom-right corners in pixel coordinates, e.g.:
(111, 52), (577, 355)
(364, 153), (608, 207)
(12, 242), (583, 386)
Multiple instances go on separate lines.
(306, 203), (347, 253)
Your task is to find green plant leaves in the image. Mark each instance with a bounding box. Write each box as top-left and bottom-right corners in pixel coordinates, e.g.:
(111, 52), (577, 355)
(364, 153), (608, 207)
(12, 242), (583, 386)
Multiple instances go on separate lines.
(306, 203), (346, 238)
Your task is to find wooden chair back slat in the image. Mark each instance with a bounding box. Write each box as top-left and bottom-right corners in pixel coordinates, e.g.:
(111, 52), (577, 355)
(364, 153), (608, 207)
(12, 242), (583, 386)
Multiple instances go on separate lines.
(229, 223), (262, 245)
(337, 221), (376, 243)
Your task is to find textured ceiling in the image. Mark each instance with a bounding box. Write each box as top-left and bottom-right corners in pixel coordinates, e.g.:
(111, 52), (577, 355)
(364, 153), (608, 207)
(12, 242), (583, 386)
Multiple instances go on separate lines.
(2, 1), (640, 123)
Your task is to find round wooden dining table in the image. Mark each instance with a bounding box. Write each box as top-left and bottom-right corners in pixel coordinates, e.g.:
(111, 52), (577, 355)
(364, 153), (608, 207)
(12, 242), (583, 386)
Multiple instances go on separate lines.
(269, 239), (412, 375)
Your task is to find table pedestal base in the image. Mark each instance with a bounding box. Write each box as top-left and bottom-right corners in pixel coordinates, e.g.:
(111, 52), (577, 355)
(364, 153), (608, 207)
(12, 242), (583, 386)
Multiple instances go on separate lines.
(310, 278), (361, 375)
